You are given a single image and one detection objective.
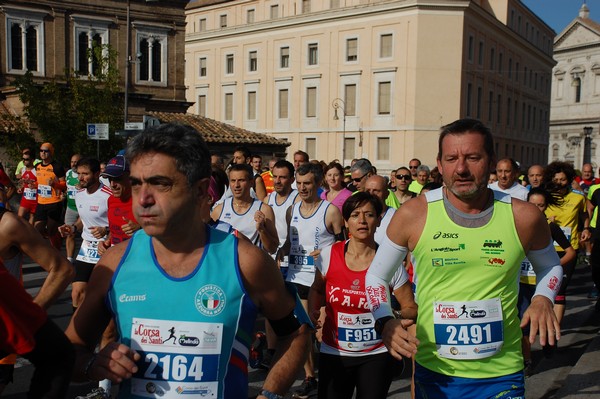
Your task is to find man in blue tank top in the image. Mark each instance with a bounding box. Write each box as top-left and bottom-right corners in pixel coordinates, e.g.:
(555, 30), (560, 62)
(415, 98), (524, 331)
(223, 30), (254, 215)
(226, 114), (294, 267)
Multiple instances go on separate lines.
(66, 124), (310, 399)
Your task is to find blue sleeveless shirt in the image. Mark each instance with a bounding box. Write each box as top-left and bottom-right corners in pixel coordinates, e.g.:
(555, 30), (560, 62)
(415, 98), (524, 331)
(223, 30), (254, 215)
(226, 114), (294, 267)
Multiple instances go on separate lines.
(107, 227), (258, 398)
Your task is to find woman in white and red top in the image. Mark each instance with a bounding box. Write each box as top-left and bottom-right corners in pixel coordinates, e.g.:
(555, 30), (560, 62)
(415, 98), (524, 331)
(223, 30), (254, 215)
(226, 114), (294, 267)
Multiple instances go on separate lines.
(309, 192), (417, 399)
(17, 154), (37, 224)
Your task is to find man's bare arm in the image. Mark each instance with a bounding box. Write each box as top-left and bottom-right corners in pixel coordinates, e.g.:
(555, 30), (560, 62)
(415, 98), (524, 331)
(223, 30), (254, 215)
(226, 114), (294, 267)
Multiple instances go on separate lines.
(1, 212), (74, 309)
(256, 204), (279, 254)
(238, 238), (310, 396)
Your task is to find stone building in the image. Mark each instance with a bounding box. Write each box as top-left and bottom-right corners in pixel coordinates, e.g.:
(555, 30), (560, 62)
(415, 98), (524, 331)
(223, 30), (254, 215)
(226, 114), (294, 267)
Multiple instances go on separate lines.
(185, 0), (555, 171)
(549, 3), (600, 169)
(0, 0), (190, 126)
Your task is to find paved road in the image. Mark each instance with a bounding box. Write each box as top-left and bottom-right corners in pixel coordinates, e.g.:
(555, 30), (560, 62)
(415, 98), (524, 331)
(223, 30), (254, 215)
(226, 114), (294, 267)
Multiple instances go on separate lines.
(3, 259), (598, 398)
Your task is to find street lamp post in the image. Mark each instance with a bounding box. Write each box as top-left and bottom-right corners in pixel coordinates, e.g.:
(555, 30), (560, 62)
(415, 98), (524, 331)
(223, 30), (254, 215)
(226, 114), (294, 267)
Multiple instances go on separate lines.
(332, 98), (346, 163)
(583, 126), (593, 165)
(124, 0), (131, 124)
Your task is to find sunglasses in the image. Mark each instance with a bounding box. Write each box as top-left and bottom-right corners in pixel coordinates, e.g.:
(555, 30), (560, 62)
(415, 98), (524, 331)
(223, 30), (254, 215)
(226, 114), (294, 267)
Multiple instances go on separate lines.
(409, 165), (418, 169)
(23, 158), (31, 161)
(352, 172), (369, 183)
(395, 174), (411, 181)
(40, 149), (51, 153)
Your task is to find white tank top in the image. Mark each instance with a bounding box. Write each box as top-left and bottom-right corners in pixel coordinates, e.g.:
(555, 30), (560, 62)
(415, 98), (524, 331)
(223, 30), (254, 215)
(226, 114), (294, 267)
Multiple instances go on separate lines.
(286, 200), (335, 287)
(219, 198), (263, 246)
(267, 190), (298, 247)
(75, 185), (111, 242)
(374, 207), (396, 245)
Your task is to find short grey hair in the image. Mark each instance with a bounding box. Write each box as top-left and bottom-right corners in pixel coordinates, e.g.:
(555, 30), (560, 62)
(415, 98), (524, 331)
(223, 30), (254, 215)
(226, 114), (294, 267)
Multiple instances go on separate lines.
(350, 159), (373, 175)
(416, 165), (430, 175)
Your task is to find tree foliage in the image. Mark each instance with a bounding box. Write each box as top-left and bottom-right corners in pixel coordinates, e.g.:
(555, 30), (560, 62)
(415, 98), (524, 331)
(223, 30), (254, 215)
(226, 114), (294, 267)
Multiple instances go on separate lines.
(13, 44), (125, 165)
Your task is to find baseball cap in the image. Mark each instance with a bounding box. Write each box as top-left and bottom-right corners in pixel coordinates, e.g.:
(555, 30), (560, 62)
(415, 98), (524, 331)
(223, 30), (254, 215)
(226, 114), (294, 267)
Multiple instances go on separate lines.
(102, 155), (129, 178)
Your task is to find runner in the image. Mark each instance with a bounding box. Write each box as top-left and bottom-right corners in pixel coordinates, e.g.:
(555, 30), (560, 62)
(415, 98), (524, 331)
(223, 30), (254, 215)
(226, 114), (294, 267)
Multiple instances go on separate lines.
(17, 152), (37, 224)
(65, 154), (83, 263)
(59, 158), (110, 311)
(309, 192), (416, 398)
(365, 118), (562, 398)
(0, 207), (74, 397)
(65, 123), (310, 399)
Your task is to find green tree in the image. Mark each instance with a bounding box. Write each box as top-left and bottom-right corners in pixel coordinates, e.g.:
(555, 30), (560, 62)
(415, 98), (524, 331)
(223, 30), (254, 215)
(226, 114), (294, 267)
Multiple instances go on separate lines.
(0, 113), (37, 171)
(14, 44), (125, 165)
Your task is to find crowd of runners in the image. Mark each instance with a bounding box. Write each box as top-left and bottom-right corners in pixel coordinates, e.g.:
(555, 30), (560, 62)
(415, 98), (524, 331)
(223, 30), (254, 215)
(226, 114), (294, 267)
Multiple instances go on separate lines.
(0, 118), (598, 399)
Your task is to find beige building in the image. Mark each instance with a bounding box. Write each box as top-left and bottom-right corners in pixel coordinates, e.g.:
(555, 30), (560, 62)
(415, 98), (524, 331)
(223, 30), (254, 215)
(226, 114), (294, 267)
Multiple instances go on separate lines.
(549, 3), (600, 169)
(185, 0), (555, 170)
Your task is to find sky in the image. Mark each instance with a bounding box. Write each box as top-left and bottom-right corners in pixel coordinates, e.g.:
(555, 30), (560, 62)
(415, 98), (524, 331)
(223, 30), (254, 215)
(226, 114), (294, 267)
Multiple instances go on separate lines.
(521, 0), (600, 34)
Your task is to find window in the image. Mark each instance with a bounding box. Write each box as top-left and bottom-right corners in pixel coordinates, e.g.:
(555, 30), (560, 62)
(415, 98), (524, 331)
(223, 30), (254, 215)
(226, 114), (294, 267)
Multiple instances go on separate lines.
(380, 34), (392, 58)
(278, 89), (289, 119)
(280, 47), (290, 68)
(308, 43), (318, 66)
(226, 54), (234, 74)
(247, 91), (257, 120)
(247, 9), (255, 23)
(496, 94), (502, 123)
(306, 138), (316, 159)
(224, 93), (233, 120)
(346, 38), (358, 62)
(515, 62), (520, 82)
(476, 86), (482, 119)
(199, 18), (206, 31)
(377, 137), (390, 161)
(574, 77), (582, 103)
(466, 83), (472, 116)
(508, 58), (512, 78)
(478, 41), (484, 65)
(302, 0), (311, 13)
(344, 138), (356, 160)
(488, 91), (493, 122)
(270, 5), (279, 19)
(198, 95), (207, 117)
(75, 29), (106, 76)
(498, 52), (503, 74)
(506, 97), (511, 125)
(344, 84), (356, 116)
(377, 82), (391, 115)
(199, 57), (207, 77)
(468, 35), (474, 62)
(7, 15), (44, 74)
(220, 15), (227, 28)
(249, 51), (257, 72)
(137, 30), (167, 84)
(306, 87), (317, 117)
(490, 48), (495, 71)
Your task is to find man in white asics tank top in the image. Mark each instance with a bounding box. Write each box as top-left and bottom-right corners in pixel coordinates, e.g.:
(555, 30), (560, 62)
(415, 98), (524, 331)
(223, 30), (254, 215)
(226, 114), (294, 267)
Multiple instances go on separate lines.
(278, 163), (345, 398)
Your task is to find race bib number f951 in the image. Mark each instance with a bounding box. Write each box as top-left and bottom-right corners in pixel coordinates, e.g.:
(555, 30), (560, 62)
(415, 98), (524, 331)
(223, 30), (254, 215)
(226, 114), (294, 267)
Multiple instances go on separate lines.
(433, 298), (503, 360)
(129, 318), (223, 398)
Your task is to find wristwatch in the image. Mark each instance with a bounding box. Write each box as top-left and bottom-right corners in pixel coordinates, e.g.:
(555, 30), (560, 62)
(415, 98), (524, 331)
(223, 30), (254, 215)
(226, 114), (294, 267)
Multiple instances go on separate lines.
(259, 389), (284, 399)
(374, 316), (395, 336)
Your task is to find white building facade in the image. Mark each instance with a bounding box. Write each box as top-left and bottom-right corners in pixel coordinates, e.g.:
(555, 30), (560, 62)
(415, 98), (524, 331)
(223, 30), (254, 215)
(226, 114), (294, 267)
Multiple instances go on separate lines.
(185, 0), (555, 171)
(550, 3), (600, 169)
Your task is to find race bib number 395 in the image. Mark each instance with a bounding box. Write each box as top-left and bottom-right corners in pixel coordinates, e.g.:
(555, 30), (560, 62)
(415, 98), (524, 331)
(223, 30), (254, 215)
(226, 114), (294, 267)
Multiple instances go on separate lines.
(433, 298), (503, 360)
(129, 318), (223, 398)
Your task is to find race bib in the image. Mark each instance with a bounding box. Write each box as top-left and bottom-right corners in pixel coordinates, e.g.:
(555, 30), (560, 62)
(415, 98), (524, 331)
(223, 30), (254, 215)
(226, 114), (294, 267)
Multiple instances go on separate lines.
(23, 187), (37, 200)
(288, 253), (315, 272)
(67, 187), (78, 200)
(433, 298), (503, 360)
(129, 318), (223, 398)
(37, 184), (52, 198)
(519, 258), (536, 285)
(336, 312), (380, 352)
(76, 240), (101, 263)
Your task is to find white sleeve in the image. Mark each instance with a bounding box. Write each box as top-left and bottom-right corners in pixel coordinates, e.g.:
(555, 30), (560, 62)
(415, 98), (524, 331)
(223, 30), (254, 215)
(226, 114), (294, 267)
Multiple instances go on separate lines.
(527, 240), (563, 304)
(365, 235), (408, 320)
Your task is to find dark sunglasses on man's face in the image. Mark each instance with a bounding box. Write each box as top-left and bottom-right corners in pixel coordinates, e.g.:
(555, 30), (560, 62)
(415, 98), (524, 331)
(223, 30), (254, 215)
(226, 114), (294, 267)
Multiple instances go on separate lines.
(395, 174), (411, 181)
(352, 172), (369, 183)
(40, 149), (51, 153)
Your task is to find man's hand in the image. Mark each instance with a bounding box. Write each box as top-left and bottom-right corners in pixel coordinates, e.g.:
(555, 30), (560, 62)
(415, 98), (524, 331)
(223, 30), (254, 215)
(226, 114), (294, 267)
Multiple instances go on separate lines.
(89, 226), (108, 239)
(581, 228), (592, 243)
(520, 295), (560, 346)
(58, 224), (75, 237)
(254, 210), (267, 232)
(88, 342), (141, 383)
(121, 217), (140, 236)
(97, 240), (111, 256)
(381, 319), (419, 361)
